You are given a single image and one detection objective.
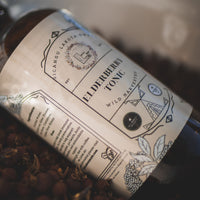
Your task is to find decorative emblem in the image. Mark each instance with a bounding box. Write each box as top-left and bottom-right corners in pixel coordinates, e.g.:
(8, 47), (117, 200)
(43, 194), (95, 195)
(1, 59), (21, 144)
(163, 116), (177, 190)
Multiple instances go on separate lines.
(66, 43), (97, 70)
(101, 147), (116, 161)
(123, 112), (142, 131)
(148, 83), (162, 96)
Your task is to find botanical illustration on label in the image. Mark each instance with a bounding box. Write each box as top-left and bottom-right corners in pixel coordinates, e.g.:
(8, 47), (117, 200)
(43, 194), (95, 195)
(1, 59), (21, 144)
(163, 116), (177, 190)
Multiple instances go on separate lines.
(0, 10), (192, 198)
(124, 136), (172, 193)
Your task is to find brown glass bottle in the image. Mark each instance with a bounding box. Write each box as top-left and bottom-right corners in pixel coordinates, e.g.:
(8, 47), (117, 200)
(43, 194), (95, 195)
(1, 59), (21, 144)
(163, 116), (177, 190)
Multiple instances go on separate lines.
(0, 7), (200, 200)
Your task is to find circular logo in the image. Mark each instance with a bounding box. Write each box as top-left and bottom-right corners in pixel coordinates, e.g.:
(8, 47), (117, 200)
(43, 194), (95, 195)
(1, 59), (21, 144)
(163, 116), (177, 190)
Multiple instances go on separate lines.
(66, 43), (97, 70)
(148, 83), (162, 96)
(123, 112), (142, 131)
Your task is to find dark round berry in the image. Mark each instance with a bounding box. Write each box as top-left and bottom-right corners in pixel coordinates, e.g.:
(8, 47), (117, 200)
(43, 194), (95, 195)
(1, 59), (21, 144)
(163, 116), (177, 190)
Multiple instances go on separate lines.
(47, 170), (60, 182)
(52, 181), (67, 197)
(0, 178), (13, 197)
(29, 141), (42, 154)
(2, 168), (17, 181)
(17, 181), (31, 197)
(66, 177), (83, 194)
(35, 172), (53, 193)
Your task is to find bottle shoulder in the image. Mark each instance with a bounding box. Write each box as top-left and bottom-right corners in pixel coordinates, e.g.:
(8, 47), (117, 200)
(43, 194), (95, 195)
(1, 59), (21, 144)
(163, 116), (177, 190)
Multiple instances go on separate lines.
(0, 9), (55, 73)
(3, 9), (55, 57)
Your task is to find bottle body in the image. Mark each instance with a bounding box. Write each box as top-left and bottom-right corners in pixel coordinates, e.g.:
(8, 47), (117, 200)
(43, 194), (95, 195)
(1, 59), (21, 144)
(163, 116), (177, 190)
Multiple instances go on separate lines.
(0, 8), (200, 200)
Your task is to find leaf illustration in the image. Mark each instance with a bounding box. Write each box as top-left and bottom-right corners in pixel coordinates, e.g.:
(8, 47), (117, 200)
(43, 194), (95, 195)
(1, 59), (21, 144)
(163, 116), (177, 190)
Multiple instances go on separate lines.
(130, 154), (152, 163)
(138, 137), (151, 155)
(139, 164), (156, 176)
(153, 135), (165, 160)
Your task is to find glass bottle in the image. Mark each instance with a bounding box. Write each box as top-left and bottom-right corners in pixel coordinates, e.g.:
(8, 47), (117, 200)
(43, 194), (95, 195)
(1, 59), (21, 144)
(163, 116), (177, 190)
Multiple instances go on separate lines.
(0, 6), (200, 200)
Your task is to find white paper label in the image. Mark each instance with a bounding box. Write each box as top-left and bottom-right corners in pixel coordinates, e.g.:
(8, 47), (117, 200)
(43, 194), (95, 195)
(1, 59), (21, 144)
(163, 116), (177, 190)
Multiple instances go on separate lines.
(0, 10), (192, 198)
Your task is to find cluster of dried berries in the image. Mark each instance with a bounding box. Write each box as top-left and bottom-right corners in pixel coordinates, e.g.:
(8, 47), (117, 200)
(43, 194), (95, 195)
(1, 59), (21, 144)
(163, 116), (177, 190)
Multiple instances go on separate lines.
(0, 36), (200, 200)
